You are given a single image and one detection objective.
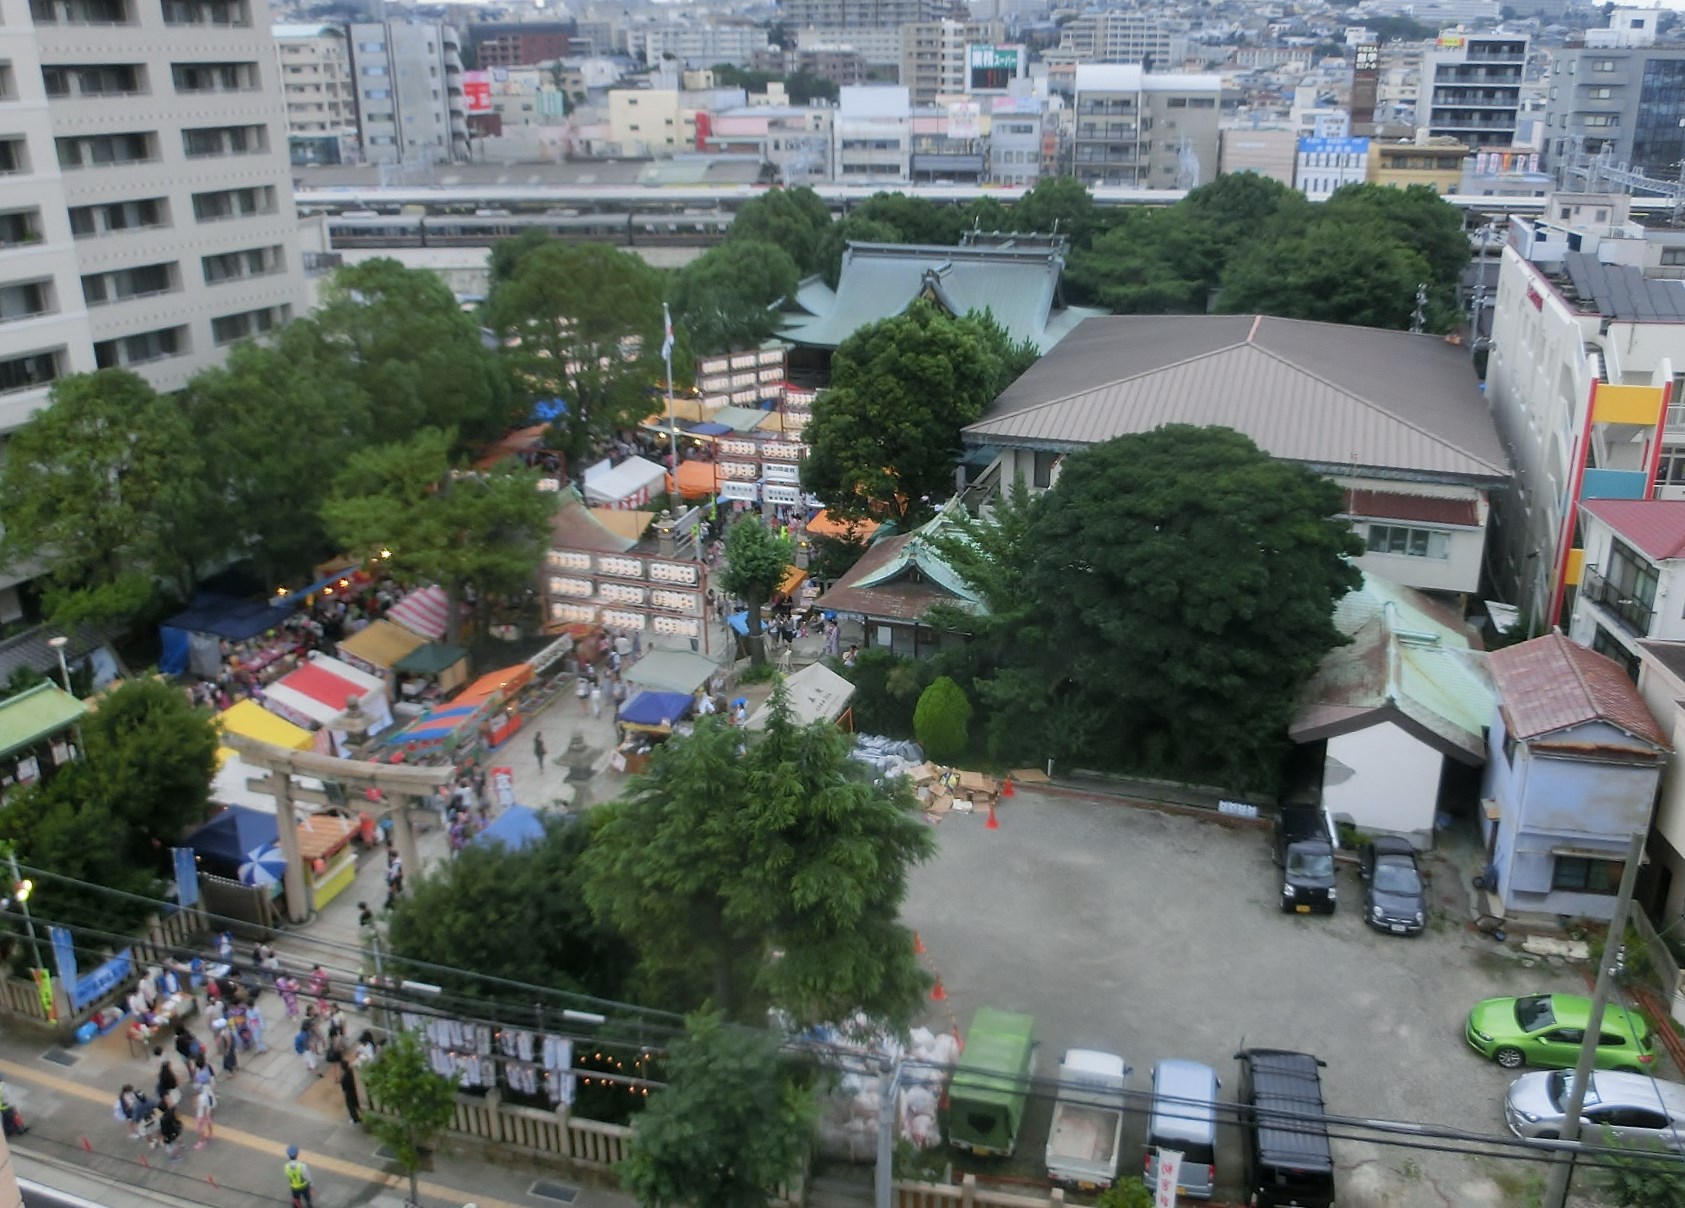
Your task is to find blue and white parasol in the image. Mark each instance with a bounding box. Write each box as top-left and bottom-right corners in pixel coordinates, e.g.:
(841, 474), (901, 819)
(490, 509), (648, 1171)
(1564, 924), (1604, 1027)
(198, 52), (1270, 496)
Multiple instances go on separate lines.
(238, 842), (288, 888)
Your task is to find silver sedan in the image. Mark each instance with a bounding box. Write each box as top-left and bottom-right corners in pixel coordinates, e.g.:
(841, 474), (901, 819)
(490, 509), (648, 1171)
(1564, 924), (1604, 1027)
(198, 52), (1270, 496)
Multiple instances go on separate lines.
(1505, 1069), (1685, 1151)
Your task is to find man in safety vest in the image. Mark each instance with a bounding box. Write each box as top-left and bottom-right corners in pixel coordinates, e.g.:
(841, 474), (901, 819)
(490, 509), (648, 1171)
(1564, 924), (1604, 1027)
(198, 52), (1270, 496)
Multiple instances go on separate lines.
(284, 1144), (314, 1207)
(0, 1077), (24, 1136)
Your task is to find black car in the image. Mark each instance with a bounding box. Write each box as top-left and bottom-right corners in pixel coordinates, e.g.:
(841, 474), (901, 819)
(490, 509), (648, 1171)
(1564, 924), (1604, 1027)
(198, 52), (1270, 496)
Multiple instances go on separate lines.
(1359, 837), (1426, 936)
(1272, 805), (1337, 915)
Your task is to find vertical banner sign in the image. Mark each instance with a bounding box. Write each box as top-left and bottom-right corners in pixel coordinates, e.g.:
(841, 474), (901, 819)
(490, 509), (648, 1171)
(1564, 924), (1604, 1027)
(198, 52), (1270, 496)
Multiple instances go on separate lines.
(33, 968), (55, 1022)
(173, 846), (200, 909)
(1155, 1149), (1183, 1207)
(49, 925), (77, 1011)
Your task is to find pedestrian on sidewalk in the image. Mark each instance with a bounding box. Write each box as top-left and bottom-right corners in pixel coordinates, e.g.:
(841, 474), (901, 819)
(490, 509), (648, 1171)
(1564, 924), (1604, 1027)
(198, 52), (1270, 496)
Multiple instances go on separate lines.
(589, 681), (603, 718)
(277, 973), (301, 1019)
(338, 1057), (362, 1125)
(192, 1074), (216, 1148)
(533, 732), (547, 770)
(153, 1047), (180, 1106)
(246, 998), (269, 1053)
(0, 1077), (24, 1137)
(294, 1017), (320, 1075)
(383, 851), (403, 910)
(213, 1018), (238, 1079)
(576, 673), (590, 714)
(284, 1145), (315, 1208)
(157, 1099), (184, 1161)
(116, 1084), (142, 1140)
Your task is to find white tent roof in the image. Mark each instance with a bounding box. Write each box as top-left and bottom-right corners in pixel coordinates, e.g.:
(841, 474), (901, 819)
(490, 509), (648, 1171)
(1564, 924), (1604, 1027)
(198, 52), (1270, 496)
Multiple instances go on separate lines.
(584, 456), (666, 505)
(747, 662), (856, 729)
(622, 645), (724, 696)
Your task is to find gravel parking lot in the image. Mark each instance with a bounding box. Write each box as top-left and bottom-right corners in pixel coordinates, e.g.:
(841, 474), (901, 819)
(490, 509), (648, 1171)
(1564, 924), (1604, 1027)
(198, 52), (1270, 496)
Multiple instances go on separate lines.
(900, 787), (1623, 1207)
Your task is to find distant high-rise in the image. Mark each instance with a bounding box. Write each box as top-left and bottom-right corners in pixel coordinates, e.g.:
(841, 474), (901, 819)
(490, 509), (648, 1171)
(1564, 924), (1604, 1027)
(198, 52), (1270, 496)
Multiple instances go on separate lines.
(779, 0), (954, 32)
(1543, 10), (1685, 181)
(273, 23), (358, 165)
(1416, 31), (1527, 149)
(346, 20), (468, 165)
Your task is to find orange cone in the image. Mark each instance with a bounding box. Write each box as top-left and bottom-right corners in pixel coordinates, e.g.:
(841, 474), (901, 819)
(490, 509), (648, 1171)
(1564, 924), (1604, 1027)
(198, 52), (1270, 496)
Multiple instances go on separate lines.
(1001, 775), (1015, 798)
(914, 931), (927, 955)
(985, 800), (1000, 830)
(931, 977), (947, 1002)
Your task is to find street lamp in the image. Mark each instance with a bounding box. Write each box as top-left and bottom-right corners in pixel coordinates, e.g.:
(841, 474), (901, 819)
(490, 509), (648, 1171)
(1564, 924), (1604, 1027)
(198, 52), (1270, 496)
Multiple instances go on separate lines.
(4, 849), (42, 970)
(46, 635), (69, 694)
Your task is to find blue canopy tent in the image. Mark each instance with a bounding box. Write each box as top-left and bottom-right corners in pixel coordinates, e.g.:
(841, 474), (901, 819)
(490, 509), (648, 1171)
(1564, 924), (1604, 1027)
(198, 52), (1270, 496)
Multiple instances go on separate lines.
(185, 806), (280, 879)
(160, 593), (299, 677)
(386, 702), (481, 748)
(474, 803), (547, 851)
(726, 611), (749, 637)
(618, 690), (694, 731)
(689, 421), (732, 436)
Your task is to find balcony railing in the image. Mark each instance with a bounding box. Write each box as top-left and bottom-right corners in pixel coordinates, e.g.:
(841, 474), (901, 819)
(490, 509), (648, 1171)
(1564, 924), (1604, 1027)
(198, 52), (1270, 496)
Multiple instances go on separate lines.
(1582, 566), (1655, 637)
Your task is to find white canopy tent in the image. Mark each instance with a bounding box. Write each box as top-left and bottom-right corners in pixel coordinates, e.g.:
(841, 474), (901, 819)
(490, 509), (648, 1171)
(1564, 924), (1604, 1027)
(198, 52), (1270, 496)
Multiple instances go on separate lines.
(584, 456), (667, 508)
(748, 662), (855, 730)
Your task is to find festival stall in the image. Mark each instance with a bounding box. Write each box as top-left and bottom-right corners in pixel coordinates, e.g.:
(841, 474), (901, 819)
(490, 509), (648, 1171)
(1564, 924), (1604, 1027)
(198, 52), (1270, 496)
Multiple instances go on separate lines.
(583, 456), (666, 509)
(159, 593), (300, 679)
(462, 663), (537, 747)
(335, 619), (429, 693)
(670, 459), (723, 500)
(213, 700), (320, 809)
(186, 804), (357, 911)
(381, 661), (536, 762)
(621, 646), (723, 697)
(262, 653), (393, 755)
(613, 690), (695, 775)
(746, 661), (855, 731)
(474, 803), (547, 851)
(387, 585), (454, 642)
(391, 642), (472, 707)
(296, 812), (359, 908)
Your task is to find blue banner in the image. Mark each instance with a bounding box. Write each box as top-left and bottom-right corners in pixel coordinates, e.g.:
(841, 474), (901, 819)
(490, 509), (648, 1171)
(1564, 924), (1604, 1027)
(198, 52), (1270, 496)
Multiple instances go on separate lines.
(173, 846), (200, 909)
(73, 948), (131, 1013)
(49, 925), (76, 1008)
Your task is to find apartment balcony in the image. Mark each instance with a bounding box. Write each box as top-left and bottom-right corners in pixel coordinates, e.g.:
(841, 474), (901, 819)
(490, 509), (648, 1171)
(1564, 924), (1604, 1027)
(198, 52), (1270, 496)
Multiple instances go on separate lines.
(1581, 566), (1654, 637)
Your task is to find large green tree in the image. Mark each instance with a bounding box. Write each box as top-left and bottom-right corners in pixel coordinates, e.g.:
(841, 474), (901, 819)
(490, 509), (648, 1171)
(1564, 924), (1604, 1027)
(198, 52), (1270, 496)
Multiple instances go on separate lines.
(322, 428), (557, 643)
(619, 1013), (812, 1208)
(586, 697), (933, 1028)
(488, 241), (666, 466)
(363, 1030), (460, 1208)
(315, 258), (513, 443)
(667, 240), (799, 355)
(849, 192), (965, 246)
(386, 815), (632, 999)
(800, 301), (1004, 523)
(0, 370), (205, 624)
(718, 516), (794, 666)
(725, 187), (833, 275)
(1011, 176), (1100, 245)
(1216, 218), (1437, 330)
(1066, 207), (1227, 314)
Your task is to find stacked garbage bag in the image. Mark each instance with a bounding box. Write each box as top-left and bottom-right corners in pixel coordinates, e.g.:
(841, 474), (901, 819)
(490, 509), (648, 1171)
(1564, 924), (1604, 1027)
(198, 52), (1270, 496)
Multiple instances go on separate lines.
(850, 734), (925, 780)
(803, 1021), (961, 1162)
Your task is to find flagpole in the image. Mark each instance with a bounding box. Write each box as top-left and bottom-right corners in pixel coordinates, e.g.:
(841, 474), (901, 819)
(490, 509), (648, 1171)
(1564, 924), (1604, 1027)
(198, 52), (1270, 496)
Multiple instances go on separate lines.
(662, 302), (678, 520)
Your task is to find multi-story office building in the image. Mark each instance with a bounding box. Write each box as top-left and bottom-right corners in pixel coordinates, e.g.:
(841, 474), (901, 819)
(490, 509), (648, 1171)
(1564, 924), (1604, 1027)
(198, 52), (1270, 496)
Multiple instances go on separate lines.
(796, 46), (865, 87)
(987, 104), (1042, 185)
(832, 84), (911, 182)
(1057, 11), (1190, 68)
(796, 26), (902, 70)
(1070, 64), (1220, 188)
(346, 20), (468, 165)
(272, 23), (357, 165)
(897, 20), (1003, 105)
(1416, 31), (1527, 149)
(780, 0), (952, 32)
(632, 22), (770, 70)
(0, 0), (309, 617)
(465, 21), (577, 69)
(1543, 11), (1685, 181)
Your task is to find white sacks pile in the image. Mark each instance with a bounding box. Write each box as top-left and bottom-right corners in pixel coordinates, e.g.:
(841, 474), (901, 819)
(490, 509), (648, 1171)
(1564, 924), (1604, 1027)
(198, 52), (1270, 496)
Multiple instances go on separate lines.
(813, 1025), (961, 1162)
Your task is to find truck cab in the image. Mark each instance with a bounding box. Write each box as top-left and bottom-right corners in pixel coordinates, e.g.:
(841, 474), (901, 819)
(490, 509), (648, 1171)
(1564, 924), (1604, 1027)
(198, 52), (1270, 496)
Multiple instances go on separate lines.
(1272, 804), (1337, 914)
(1045, 1048), (1129, 1189)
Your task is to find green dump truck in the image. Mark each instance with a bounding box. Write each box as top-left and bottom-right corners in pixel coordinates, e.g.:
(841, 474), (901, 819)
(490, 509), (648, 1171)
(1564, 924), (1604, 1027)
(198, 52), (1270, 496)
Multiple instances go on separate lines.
(948, 1006), (1036, 1156)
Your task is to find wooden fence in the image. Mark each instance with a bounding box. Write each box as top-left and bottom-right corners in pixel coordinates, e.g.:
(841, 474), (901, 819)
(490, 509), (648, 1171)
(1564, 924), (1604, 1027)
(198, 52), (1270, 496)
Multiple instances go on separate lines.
(894, 1176), (1068, 1208)
(0, 904), (209, 1029)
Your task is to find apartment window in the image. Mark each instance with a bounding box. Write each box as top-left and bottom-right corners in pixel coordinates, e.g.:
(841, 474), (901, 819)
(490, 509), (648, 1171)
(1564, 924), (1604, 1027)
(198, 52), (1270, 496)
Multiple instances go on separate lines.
(356, 41), (384, 52)
(201, 244), (283, 284)
(81, 261), (175, 305)
(364, 111), (394, 123)
(30, 0), (130, 23)
(93, 325), (185, 368)
(55, 132), (154, 168)
(0, 139), (25, 175)
(191, 186), (273, 222)
(364, 88), (390, 99)
(67, 197), (166, 237)
(1594, 58), (1618, 72)
(1365, 524), (1451, 560)
(1589, 87), (1613, 99)
(0, 209), (40, 246)
(1031, 450), (1059, 489)
(1583, 114), (1620, 128)
(1166, 97), (1187, 108)
(42, 63), (144, 96)
(161, 0), (248, 25)
(212, 304), (289, 345)
(1551, 855), (1622, 894)
(171, 61), (259, 93)
(0, 64), (15, 102)
(181, 125), (267, 158)
(361, 65), (387, 77)
(0, 348), (60, 393)
(0, 280), (53, 321)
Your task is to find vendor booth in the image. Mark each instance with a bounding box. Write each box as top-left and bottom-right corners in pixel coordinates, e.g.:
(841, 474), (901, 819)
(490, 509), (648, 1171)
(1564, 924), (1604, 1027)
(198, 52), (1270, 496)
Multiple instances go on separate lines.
(214, 700), (319, 808)
(614, 689), (695, 774)
(0, 682), (86, 801)
(463, 663), (536, 747)
(160, 593), (299, 679)
(263, 653), (393, 754)
(382, 661), (535, 761)
(474, 802), (547, 851)
(335, 619), (429, 690)
(186, 804), (357, 911)
(392, 642), (472, 704)
(584, 456), (666, 509)
(747, 662), (855, 731)
(387, 585), (454, 642)
(622, 646), (724, 697)
(670, 459), (723, 500)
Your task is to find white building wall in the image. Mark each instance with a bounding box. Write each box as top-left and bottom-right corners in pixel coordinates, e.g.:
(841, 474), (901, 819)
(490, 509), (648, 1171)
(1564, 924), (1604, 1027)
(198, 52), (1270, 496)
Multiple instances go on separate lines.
(1637, 653), (1685, 924)
(1322, 722), (1445, 842)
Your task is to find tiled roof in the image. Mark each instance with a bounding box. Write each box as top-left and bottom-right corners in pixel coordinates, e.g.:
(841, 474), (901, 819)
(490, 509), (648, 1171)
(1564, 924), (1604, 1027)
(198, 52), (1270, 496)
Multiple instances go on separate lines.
(1488, 631), (1669, 749)
(963, 314), (1510, 484)
(1344, 489), (1480, 528)
(817, 503), (982, 624)
(1582, 499), (1685, 562)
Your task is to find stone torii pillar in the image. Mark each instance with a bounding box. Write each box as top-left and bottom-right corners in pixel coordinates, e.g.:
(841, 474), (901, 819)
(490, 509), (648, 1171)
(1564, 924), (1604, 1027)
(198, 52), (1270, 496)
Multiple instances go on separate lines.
(225, 733), (455, 925)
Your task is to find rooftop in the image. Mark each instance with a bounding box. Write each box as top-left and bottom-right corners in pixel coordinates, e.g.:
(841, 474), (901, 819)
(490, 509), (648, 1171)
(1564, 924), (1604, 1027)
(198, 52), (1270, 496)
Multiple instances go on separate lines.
(0, 682), (87, 763)
(818, 502), (982, 624)
(1488, 631), (1669, 750)
(963, 314), (1509, 484)
(1582, 499), (1685, 562)
(1559, 251), (1685, 322)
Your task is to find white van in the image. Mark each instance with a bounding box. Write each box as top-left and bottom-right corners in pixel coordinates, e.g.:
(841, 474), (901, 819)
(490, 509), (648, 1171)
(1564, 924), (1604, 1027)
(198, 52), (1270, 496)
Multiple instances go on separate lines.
(1143, 1059), (1220, 1201)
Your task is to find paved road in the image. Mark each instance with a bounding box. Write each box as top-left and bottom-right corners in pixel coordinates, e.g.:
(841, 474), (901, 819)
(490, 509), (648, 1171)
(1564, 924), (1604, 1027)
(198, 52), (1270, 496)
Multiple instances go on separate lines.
(901, 788), (1616, 1208)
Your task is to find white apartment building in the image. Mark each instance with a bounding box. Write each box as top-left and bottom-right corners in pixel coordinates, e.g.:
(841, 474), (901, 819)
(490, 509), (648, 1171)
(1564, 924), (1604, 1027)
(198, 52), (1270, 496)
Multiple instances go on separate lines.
(1070, 64), (1221, 188)
(273, 23), (357, 165)
(607, 88), (695, 156)
(1056, 11), (1190, 67)
(0, 0), (308, 616)
(832, 84), (911, 182)
(346, 20), (468, 165)
(632, 22), (769, 70)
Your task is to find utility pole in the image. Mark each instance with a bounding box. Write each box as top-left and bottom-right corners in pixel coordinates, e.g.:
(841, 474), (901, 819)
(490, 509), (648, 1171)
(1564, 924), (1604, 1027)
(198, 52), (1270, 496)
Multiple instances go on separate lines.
(5, 849), (41, 970)
(1542, 828), (1647, 1208)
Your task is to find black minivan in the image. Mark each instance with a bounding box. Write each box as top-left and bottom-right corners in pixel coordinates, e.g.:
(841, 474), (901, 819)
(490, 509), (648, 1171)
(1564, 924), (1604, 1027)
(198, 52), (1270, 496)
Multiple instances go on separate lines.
(1235, 1048), (1336, 1208)
(1272, 805), (1337, 914)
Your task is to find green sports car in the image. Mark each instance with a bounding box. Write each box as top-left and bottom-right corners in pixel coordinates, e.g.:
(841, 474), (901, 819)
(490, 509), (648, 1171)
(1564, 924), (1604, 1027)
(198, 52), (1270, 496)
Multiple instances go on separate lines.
(1465, 993), (1655, 1073)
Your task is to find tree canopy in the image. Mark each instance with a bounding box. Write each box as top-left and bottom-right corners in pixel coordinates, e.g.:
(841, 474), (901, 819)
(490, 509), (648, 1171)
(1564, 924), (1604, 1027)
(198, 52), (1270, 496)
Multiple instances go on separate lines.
(1216, 217), (1434, 329)
(724, 187), (833, 276)
(667, 240), (800, 355)
(718, 516), (794, 665)
(620, 1012), (812, 1208)
(488, 241), (667, 465)
(585, 695), (933, 1028)
(801, 301), (1007, 523)
(363, 1029), (460, 1208)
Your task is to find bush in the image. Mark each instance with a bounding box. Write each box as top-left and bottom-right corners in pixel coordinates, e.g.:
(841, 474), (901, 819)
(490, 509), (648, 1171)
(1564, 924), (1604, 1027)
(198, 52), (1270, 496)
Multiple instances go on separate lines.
(914, 676), (972, 763)
(1097, 1181), (1154, 1208)
(839, 649), (933, 738)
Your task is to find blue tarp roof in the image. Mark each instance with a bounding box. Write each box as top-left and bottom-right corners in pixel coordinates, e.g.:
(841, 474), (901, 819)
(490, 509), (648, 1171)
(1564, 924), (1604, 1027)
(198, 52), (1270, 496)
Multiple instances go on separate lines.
(164, 593), (298, 641)
(474, 803), (547, 851)
(618, 690), (694, 727)
(727, 611), (749, 636)
(185, 806), (279, 877)
(690, 421), (732, 435)
(387, 703), (480, 745)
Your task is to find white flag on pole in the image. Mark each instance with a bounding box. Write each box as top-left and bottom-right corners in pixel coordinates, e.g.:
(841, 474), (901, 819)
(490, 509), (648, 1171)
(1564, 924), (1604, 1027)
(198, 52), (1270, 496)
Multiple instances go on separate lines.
(661, 302), (674, 363)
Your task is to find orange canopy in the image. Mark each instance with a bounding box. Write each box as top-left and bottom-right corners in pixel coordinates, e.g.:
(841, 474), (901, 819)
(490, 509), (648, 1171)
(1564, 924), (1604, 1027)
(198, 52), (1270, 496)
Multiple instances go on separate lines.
(458, 664), (534, 707)
(805, 510), (880, 541)
(670, 460), (722, 499)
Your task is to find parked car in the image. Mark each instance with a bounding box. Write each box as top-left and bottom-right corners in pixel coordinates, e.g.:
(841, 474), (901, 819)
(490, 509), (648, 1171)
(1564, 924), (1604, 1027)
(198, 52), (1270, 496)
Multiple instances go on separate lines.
(1465, 993), (1655, 1072)
(1505, 1069), (1685, 1149)
(1234, 1048), (1336, 1208)
(1272, 805), (1337, 914)
(1358, 838), (1426, 936)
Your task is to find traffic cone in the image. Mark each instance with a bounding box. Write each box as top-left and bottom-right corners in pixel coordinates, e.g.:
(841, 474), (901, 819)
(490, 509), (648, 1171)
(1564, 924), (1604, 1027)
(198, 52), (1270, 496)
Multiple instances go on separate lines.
(985, 800), (1000, 830)
(931, 976), (947, 1002)
(1001, 775), (1015, 798)
(914, 931), (927, 955)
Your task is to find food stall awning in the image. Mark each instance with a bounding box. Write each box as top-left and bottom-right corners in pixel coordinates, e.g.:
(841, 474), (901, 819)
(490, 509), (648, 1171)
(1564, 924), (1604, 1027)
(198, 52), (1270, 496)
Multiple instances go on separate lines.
(689, 421), (732, 436)
(805, 511), (881, 541)
(393, 643), (470, 677)
(475, 803), (548, 851)
(747, 662), (855, 730)
(618, 689), (694, 731)
(622, 647), (723, 696)
(297, 811), (356, 861)
(670, 459), (722, 499)
(390, 702), (483, 746)
(338, 619), (429, 671)
(0, 682), (86, 762)
(583, 456), (667, 507)
(219, 699), (312, 752)
(388, 585), (453, 641)
(777, 565), (808, 597)
(266, 655), (389, 728)
(459, 663), (534, 706)
(712, 405), (768, 433)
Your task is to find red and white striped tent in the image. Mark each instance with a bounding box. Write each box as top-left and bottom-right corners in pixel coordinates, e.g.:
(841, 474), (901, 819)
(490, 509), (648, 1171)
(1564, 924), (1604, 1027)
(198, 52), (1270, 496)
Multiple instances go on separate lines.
(388, 585), (451, 641)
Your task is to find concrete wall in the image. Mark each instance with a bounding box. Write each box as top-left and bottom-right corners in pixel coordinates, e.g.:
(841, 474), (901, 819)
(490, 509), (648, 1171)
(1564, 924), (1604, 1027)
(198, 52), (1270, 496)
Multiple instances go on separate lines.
(1322, 721), (1444, 842)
